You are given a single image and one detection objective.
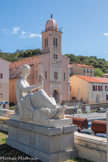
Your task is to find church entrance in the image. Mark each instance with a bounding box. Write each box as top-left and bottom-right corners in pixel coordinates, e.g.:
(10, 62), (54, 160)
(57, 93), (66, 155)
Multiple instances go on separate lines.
(53, 90), (59, 103)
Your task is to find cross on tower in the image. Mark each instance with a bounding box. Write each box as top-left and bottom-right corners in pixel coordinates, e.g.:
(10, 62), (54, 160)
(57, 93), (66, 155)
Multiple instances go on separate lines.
(51, 14), (53, 19)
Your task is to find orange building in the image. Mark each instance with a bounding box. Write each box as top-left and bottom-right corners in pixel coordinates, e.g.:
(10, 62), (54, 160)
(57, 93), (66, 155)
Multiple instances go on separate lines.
(70, 75), (108, 104)
(9, 16), (70, 104)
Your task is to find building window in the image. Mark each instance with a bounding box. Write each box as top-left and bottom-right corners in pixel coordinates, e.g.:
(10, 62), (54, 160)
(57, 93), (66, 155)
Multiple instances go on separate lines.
(53, 38), (58, 47)
(90, 69), (92, 73)
(83, 68), (85, 73)
(0, 73), (3, 79)
(93, 85), (97, 91)
(36, 71), (38, 80)
(44, 38), (48, 47)
(106, 95), (108, 100)
(53, 54), (58, 60)
(45, 71), (47, 79)
(64, 72), (66, 80)
(0, 93), (3, 99)
(98, 85), (102, 91)
(54, 72), (58, 79)
(105, 86), (108, 91)
(70, 68), (73, 76)
(87, 69), (89, 73)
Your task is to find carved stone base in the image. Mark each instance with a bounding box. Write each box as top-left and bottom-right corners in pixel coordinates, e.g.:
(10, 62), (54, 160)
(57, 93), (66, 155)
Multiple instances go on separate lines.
(6, 119), (77, 162)
(10, 114), (72, 127)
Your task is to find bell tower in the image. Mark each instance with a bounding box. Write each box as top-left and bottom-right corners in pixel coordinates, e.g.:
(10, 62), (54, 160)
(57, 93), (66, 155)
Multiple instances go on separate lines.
(42, 15), (62, 62)
(41, 15), (63, 103)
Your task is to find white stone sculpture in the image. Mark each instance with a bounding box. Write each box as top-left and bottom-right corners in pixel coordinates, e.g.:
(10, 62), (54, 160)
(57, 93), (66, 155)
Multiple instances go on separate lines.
(15, 64), (67, 122)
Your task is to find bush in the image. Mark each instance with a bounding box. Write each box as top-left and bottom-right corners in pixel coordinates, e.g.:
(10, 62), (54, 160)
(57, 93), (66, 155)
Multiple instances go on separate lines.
(9, 102), (15, 107)
(94, 68), (104, 77)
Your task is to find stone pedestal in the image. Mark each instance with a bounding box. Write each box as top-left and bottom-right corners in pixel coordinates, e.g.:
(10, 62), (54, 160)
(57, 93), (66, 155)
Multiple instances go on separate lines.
(6, 116), (77, 162)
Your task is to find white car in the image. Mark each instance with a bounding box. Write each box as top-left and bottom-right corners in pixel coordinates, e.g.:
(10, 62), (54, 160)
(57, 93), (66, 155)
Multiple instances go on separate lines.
(96, 108), (108, 113)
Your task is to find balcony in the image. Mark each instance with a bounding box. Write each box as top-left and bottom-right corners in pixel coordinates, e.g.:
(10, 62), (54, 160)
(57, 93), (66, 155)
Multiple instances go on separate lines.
(41, 27), (62, 33)
(50, 79), (61, 84)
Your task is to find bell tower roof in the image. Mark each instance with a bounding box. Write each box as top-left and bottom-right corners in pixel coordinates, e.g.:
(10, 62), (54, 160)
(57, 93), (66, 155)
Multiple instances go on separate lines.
(45, 14), (57, 32)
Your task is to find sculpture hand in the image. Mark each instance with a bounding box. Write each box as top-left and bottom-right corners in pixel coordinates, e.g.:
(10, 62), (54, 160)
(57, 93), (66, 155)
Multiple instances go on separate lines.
(39, 74), (43, 82)
(38, 80), (43, 89)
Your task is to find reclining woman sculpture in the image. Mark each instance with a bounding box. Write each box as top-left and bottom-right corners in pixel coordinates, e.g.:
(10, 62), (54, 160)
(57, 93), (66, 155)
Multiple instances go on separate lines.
(16, 64), (66, 122)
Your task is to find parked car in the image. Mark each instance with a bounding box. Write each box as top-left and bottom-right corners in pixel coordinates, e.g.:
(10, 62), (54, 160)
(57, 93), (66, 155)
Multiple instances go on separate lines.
(80, 128), (94, 135)
(96, 108), (108, 113)
(96, 133), (106, 138)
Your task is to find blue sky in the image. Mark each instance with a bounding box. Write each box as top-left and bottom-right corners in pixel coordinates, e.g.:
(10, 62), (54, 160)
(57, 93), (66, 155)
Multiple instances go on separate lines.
(0, 0), (108, 60)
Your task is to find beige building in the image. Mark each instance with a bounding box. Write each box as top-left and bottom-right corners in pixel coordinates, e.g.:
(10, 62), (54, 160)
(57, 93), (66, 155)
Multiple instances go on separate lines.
(103, 73), (108, 78)
(0, 58), (10, 109)
(69, 63), (94, 77)
(70, 75), (108, 104)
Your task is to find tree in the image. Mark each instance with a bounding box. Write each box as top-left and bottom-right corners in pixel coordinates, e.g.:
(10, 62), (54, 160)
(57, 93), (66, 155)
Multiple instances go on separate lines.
(94, 68), (104, 77)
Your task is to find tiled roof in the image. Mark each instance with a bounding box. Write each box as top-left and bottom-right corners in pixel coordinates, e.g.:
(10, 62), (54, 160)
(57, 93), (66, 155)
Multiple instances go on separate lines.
(69, 63), (93, 68)
(77, 64), (92, 68)
(74, 75), (108, 83)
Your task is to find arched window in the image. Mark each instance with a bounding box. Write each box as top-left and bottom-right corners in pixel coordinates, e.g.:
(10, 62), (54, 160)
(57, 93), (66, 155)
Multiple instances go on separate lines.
(45, 71), (47, 79)
(53, 38), (58, 47)
(64, 72), (66, 80)
(44, 38), (48, 47)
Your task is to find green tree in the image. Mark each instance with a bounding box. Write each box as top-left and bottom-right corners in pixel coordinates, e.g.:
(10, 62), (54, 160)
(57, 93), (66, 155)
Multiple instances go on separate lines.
(94, 68), (104, 77)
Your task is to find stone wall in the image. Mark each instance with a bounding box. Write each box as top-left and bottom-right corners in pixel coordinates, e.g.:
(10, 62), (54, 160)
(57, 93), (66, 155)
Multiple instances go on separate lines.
(1, 109), (14, 118)
(75, 132), (107, 162)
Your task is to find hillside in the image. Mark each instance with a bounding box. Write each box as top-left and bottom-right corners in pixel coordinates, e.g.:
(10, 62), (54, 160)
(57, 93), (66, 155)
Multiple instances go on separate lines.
(0, 49), (42, 62)
(65, 54), (108, 73)
(0, 49), (108, 73)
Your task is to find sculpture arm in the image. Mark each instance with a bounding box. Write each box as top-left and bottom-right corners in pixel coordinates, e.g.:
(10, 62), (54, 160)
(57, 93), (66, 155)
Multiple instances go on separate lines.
(18, 80), (42, 92)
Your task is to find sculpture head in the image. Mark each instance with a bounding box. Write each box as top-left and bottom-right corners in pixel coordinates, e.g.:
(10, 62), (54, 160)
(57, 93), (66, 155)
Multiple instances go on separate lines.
(20, 64), (30, 79)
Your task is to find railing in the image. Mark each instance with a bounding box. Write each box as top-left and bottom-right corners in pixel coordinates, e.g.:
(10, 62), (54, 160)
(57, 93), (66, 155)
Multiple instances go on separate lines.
(41, 27), (62, 33)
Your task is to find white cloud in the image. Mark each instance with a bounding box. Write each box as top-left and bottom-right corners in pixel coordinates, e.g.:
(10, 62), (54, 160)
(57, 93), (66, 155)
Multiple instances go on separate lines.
(20, 32), (41, 39)
(2, 27), (41, 39)
(12, 27), (20, 34)
(2, 27), (20, 35)
(21, 31), (26, 34)
(103, 33), (108, 37)
(28, 33), (41, 38)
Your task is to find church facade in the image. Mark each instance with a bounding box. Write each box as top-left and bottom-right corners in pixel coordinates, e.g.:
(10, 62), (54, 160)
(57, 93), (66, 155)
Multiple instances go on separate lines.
(9, 16), (70, 104)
